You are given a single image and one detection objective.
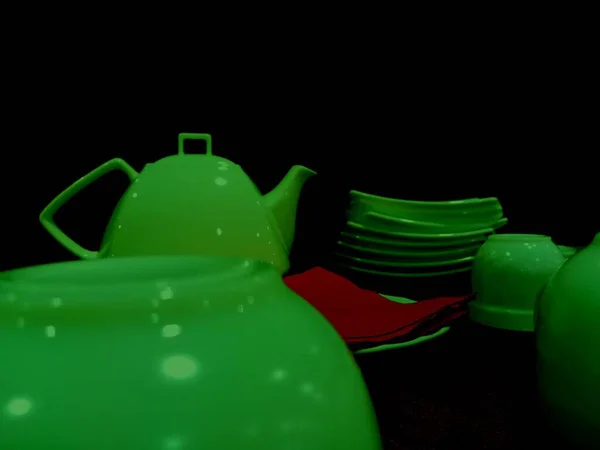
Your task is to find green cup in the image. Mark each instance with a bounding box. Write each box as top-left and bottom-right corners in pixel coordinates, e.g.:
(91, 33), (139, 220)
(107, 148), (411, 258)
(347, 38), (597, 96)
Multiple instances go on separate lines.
(469, 234), (565, 332)
(0, 256), (381, 450)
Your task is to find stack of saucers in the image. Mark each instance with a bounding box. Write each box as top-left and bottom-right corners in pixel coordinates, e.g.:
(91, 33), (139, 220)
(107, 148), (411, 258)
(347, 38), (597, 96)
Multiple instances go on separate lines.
(331, 190), (508, 297)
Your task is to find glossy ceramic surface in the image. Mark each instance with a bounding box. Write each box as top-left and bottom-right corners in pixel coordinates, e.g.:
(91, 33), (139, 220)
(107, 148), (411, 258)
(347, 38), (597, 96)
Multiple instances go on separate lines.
(334, 252), (474, 269)
(354, 295), (450, 355)
(348, 197), (507, 233)
(347, 221), (495, 241)
(349, 191), (500, 209)
(339, 231), (488, 249)
(39, 134), (316, 275)
(347, 203), (442, 227)
(470, 234), (565, 332)
(0, 256), (381, 450)
(363, 212), (508, 235)
(536, 233), (600, 448)
(337, 261), (472, 278)
(349, 191), (503, 224)
(557, 245), (581, 259)
(336, 240), (482, 260)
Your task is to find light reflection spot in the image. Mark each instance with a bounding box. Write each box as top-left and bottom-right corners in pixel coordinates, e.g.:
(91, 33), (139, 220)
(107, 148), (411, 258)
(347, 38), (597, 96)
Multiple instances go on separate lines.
(161, 354), (199, 380)
(300, 383), (314, 394)
(163, 435), (185, 450)
(5, 397), (33, 417)
(271, 368), (287, 381)
(45, 326), (56, 338)
(160, 287), (174, 300)
(161, 324), (181, 338)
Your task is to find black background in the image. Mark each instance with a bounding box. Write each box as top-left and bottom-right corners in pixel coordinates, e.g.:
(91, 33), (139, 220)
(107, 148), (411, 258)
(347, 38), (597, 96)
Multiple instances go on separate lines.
(1, 78), (597, 449)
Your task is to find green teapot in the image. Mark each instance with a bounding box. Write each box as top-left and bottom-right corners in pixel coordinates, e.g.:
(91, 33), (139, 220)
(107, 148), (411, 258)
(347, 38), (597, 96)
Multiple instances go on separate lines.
(39, 134), (316, 274)
(0, 256), (381, 449)
(536, 232), (600, 447)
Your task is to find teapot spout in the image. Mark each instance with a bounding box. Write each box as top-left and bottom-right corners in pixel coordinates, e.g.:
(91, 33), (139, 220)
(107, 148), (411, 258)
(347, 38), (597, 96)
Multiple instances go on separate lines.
(263, 165), (317, 252)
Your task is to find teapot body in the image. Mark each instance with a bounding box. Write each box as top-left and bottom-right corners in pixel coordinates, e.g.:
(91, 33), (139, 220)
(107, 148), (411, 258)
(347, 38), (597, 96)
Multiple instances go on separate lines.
(100, 156), (289, 273)
(536, 235), (600, 447)
(0, 256), (381, 450)
(39, 133), (315, 273)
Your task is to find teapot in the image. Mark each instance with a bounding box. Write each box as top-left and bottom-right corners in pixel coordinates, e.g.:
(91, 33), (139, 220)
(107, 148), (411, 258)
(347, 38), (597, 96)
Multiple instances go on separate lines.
(39, 134), (316, 274)
(0, 255), (382, 449)
(536, 232), (600, 447)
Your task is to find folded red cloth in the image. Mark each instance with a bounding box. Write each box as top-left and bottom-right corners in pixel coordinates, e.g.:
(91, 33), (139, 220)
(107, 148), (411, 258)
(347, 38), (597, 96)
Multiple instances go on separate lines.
(284, 267), (471, 347)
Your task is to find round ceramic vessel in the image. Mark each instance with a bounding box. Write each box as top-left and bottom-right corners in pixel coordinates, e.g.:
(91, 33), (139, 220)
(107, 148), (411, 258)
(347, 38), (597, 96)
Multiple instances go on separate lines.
(0, 256), (381, 450)
(469, 234), (565, 332)
(536, 233), (600, 448)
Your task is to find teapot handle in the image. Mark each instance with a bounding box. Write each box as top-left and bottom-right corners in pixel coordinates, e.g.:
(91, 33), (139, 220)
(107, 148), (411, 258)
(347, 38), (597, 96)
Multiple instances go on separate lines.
(39, 158), (139, 260)
(178, 133), (212, 155)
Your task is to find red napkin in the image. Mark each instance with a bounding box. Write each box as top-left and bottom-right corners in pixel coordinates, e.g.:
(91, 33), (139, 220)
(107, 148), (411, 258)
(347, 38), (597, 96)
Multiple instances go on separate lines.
(284, 267), (471, 350)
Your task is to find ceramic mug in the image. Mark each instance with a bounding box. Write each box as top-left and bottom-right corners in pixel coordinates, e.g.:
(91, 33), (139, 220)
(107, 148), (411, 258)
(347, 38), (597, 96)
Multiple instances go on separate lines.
(469, 234), (565, 332)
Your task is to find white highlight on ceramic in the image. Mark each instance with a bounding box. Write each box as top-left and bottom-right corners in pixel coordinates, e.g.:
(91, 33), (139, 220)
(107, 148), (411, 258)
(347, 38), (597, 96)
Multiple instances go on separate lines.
(4, 397), (33, 417)
(45, 326), (56, 338)
(161, 324), (181, 338)
(159, 286), (174, 301)
(161, 354), (198, 380)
